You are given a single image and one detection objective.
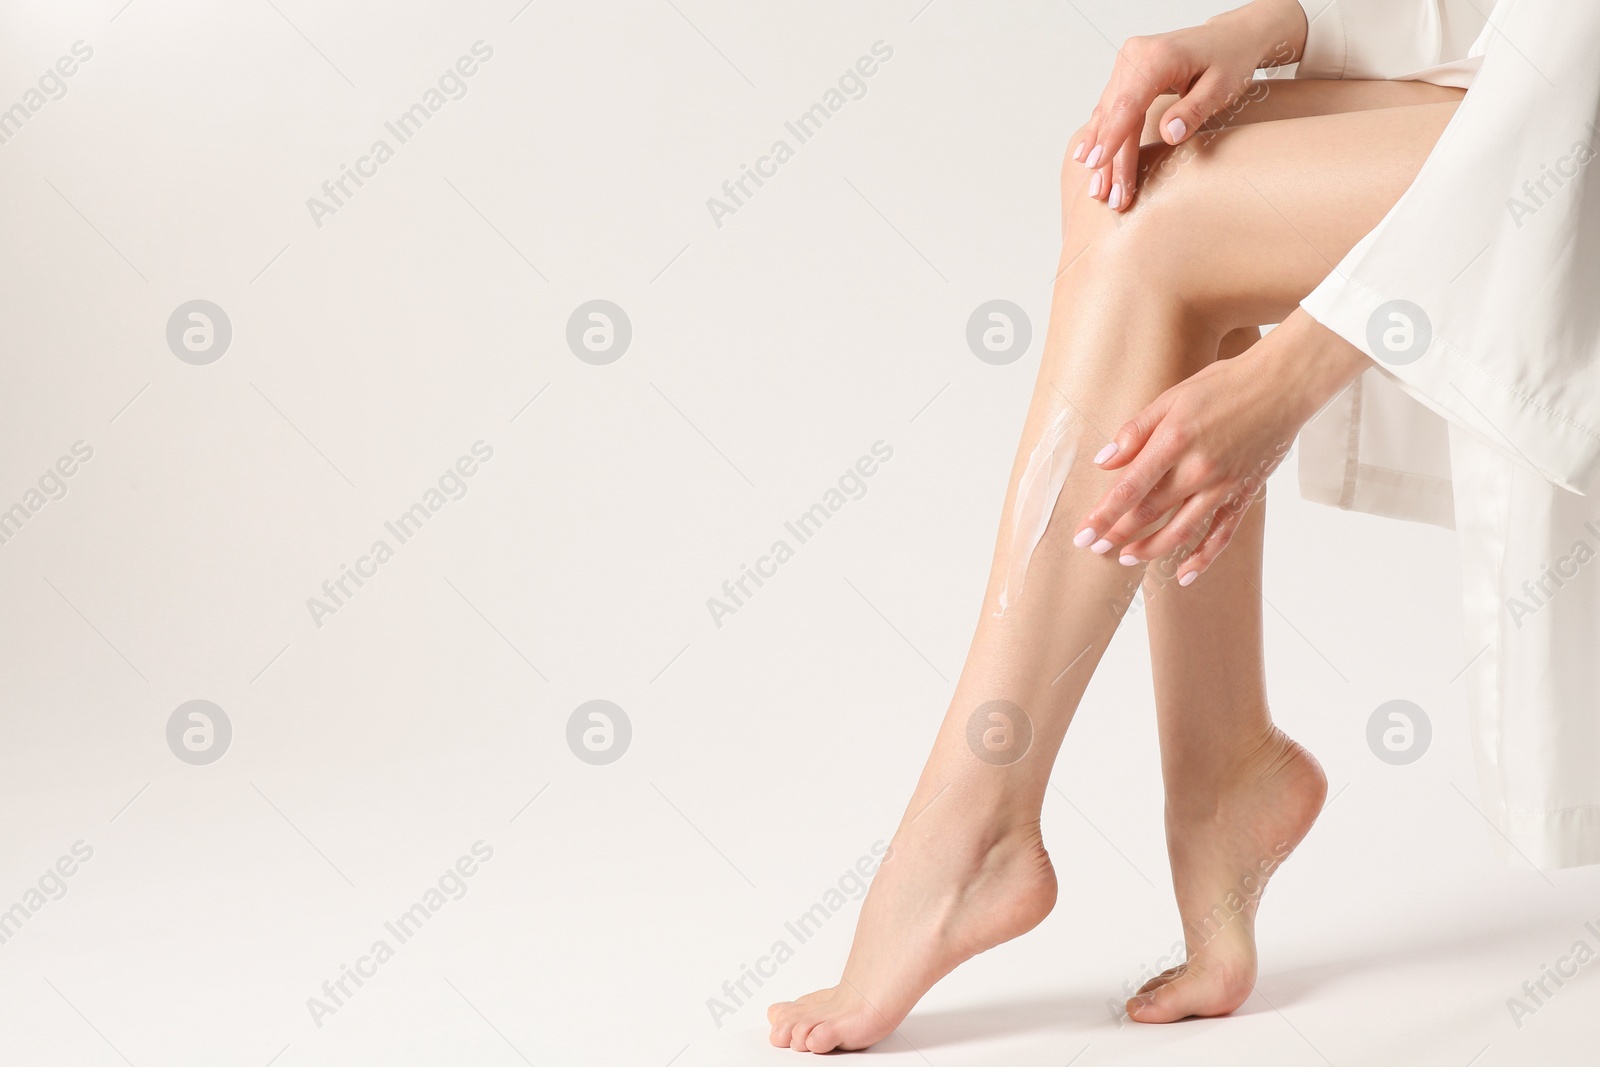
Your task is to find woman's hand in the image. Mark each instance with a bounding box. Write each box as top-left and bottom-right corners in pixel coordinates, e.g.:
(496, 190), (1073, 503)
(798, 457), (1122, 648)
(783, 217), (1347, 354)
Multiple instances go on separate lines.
(1071, 0), (1307, 212)
(1073, 311), (1370, 584)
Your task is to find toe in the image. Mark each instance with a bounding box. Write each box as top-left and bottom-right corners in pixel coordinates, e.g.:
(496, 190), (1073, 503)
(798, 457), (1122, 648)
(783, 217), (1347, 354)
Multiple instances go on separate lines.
(1132, 972), (1203, 1023)
(790, 1017), (815, 1052)
(768, 1003), (795, 1047)
(1130, 961), (1251, 1023)
(1135, 964), (1184, 997)
(805, 1022), (840, 1054)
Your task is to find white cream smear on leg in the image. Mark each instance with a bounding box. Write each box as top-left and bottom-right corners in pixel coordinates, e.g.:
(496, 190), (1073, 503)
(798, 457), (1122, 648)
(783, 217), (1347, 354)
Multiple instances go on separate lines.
(997, 407), (1081, 615)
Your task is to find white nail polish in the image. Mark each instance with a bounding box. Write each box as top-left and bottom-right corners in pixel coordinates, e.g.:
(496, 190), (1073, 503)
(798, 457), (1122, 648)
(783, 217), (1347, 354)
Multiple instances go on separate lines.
(1179, 571), (1198, 587)
(1090, 538), (1113, 555)
(1072, 141), (1084, 161)
(1093, 442), (1118, 465)
(1084, 144), (1104, 168)
(1108, 184), (1123, 210)
(1166, 117), (1187, 143)
(1119, 554), (1140, 566)
(1073, 527), (1097, 549)
(1088, 172), (1102, 198)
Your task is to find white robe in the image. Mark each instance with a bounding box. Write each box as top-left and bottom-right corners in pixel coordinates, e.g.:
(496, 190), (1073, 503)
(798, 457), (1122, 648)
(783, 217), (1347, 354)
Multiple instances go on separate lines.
(1293, 0), (1600, 868)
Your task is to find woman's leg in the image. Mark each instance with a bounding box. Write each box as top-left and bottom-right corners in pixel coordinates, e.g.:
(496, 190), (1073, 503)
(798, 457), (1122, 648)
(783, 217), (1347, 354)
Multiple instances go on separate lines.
(769, 94), (1462, 1054)
(1130, 454), (1331, 1023)
(1125, 77), (1465, 1025)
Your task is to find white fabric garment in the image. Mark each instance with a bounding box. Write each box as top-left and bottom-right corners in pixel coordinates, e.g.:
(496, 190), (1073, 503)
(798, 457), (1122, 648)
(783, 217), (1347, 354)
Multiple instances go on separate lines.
(1292, 0), (1600, 868)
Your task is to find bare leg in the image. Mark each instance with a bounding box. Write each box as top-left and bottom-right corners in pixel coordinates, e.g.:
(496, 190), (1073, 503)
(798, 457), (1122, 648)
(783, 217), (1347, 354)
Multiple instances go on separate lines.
(769, 89), (1462, 1054)
(1126, 78), (1464, 1024)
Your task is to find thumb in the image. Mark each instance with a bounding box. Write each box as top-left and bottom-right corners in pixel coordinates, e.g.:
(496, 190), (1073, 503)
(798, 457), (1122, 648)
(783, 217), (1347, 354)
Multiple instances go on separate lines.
(1159, 68), (1241, 144)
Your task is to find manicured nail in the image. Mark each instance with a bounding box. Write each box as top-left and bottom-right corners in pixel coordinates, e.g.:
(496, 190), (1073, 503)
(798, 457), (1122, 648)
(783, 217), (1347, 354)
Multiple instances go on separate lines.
(1166, 117), (1187, 143)
(1093, 442), (1118, 465)
(1119, 554), (1140, 566)
(1072, 141), (1084, 161)
(1084, 144), (1104, 168)
(1108, 184), (1123, 210)
(1090, 538), (1113, 555)
(1088, 172), (1102, 198)
(1179, 571), (1198, 587)
(1073, 527), (1097, 549)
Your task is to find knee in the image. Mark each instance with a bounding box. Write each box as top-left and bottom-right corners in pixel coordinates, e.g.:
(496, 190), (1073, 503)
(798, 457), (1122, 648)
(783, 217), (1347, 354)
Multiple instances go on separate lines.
(1056, 140), (1195, 285)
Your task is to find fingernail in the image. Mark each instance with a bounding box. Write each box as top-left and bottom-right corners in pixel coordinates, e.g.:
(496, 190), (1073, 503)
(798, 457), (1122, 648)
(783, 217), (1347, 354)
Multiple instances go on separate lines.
(1090, 538), (1113, 555)
(1093, 442), (1118, 465)
(1073, 527), (1097, 549)
(1084, 144), (1104, 168)
(1072, 141), (1084, 161)
(1119, 554), (1140, 566)
(1179, 571), (1198, 587)
(1166, 117), (1187, 143)
(1088, 172), (1102, 198)
(1108, 184), (1122, 210)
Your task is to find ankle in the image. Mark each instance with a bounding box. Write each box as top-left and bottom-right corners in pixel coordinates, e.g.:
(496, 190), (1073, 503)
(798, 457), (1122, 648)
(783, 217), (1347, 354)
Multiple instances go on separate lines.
(1160, 726), (1315, 823)
(895, 776), (1042, 852)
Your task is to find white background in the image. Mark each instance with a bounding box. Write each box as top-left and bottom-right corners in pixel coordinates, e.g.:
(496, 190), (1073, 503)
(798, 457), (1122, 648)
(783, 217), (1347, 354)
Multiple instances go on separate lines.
(0, 1), (1596, 1064)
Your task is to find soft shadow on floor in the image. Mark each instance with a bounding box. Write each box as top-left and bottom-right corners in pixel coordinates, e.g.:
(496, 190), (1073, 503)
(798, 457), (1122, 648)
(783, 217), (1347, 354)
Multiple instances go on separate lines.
(890, 991), (1120, 1051)
(1252, 905), (1595, 1012)
(884, 901), (1598, 1051)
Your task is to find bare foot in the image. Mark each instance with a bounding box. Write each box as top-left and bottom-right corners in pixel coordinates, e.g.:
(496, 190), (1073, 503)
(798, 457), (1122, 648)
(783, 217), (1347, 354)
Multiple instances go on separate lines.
(767, 800), (1057, 1053)
(1126, 728), (1326, 1023)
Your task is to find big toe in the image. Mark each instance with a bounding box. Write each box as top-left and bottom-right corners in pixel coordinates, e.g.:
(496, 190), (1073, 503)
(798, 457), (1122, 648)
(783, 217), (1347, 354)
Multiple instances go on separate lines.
(1134, 964), (1184, 998)
(1127, 962), (1251, 1024)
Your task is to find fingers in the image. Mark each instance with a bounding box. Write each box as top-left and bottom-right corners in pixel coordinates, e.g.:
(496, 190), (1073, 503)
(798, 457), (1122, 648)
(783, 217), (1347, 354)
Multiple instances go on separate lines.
(1075, 34), (1196, 208)
(1100, 474), (1184, 557)
(1094, 398), (1171, 471)
(1086, 127), (1112, 202)
(1159, 68), (1237, 145)
(1108, 135), (1141, 211)
(1081, 95), (1141, 206)
(1173, 496), (1250, 585)
(1068, 119), (1112, 202)
(1119, 489), (1227, 565)
(1087, 55), (1162, 170)
(1074, 446), (1174, 554)
(1070, 116), (1101, 168)
(1076, 42), (1167, 203)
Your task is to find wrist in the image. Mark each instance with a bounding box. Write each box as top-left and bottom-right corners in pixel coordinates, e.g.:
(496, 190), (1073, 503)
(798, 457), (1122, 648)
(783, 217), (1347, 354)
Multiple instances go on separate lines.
(1220, 0), (1308, 66)
(1257, 309), (1370, 422)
